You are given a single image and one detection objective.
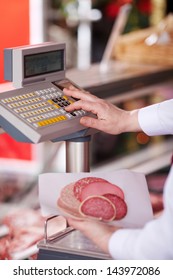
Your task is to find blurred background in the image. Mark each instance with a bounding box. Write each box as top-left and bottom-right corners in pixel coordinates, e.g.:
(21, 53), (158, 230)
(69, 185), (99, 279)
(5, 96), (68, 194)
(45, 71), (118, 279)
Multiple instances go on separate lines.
(0, 0), (173, 259)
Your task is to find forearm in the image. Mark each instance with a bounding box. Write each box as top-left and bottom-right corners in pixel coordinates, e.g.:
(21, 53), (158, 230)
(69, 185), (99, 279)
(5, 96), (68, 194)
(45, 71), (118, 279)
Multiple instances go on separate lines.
(121, 109), (141, 133)
(64, 87), (173, 136)
(64, 87), (142, 135)
(124, 99), (173, 135)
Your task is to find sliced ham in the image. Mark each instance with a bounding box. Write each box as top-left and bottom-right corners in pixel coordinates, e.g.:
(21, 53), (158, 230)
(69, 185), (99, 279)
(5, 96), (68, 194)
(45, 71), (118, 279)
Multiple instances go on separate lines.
(74, 177), (108, 201)
(80, 181), (124, 202)
(79, 195), (116, 221)
(103, 193), (127, 220)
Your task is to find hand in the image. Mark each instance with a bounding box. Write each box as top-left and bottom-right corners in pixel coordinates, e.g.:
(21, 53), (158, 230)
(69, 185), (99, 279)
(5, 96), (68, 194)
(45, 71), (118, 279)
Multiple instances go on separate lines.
(63, 86), (140, 135)
(67, 217), (120, 254)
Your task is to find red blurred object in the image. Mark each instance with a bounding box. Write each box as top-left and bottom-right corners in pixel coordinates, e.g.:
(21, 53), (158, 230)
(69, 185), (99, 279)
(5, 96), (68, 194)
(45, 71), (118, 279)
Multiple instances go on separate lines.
(0, 0), (29, 83)
(2, 209), (45, 235)
(0, 0), (31, 163)
(0, 236), (11, 260)
(136, 0), (151, 14)
(104, 0), (132, 18)
(0, 134), (32, 160)
(0, 209), (46, 259)
(117, 0), (132, 4)
(9, 232), (43, 255)
(104, 0), (151, 18)
(150, 193), (163, 214)
(105, 3), (120, 18)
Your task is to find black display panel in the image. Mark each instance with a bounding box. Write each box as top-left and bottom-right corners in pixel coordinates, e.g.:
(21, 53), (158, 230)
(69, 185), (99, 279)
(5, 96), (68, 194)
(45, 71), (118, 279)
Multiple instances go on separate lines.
(24, 50), (64, 78)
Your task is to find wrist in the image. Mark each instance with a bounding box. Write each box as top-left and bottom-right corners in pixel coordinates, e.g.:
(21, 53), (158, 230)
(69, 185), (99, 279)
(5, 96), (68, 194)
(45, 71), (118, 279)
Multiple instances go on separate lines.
(122, 109), (141, 133)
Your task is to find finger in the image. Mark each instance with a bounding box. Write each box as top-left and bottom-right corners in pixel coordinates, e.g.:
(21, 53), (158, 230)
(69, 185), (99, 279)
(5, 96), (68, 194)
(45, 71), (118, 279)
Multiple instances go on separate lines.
(68, 85), (76, 90)
(67, 218), (86, 230)
(80, 116), (107, 132)
(65, 100), (98, 115)
(63, 87), (99, 102)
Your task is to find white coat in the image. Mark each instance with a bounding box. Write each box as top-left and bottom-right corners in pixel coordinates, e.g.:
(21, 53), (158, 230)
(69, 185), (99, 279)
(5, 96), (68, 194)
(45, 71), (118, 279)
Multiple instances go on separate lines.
(109, 99), (173, 259)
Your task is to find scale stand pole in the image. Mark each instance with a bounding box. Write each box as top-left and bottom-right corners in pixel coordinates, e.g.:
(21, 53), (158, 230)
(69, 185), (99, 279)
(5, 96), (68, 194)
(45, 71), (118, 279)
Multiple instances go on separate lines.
(66, 135), (91, 173)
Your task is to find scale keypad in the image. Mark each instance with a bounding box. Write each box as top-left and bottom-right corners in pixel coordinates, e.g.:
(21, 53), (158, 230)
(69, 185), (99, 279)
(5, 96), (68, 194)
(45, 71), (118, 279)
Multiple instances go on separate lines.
(1, 87), (86, 129)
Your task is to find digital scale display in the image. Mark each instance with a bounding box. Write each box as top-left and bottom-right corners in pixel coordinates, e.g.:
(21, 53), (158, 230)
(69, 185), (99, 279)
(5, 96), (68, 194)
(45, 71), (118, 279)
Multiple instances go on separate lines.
(24, 50), (64, 78)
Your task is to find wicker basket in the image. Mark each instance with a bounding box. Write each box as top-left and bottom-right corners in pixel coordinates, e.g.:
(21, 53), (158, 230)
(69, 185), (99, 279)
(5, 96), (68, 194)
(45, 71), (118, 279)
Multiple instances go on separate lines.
(113, 15), (173, 66)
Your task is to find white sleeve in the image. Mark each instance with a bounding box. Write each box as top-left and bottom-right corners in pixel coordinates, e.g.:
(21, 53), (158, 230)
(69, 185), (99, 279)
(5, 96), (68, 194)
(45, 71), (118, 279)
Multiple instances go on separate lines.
(108, 100), (173, 259)
(138, 99), (173, 136)
(108, 167), (173, 259)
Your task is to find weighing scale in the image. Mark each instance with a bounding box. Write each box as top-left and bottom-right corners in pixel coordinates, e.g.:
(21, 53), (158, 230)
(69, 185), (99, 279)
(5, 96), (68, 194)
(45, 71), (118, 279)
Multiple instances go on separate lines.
(0, 42), (95, 144)
(0, 42), (112, 259)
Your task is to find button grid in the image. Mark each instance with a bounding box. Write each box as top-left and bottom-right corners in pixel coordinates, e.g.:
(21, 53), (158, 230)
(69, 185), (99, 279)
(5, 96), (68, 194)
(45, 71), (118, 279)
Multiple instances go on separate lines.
(0, 87), (86, 129)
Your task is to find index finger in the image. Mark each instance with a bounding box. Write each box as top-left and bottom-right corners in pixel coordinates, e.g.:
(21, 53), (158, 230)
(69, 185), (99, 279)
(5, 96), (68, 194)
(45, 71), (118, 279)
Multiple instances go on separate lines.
(65, 99), (99, 116)
(63, 87), (99, 102)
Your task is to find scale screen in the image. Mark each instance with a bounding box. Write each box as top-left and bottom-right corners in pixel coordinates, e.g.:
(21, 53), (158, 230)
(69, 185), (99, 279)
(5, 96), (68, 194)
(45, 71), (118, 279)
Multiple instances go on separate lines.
(24, 50), (64, 78)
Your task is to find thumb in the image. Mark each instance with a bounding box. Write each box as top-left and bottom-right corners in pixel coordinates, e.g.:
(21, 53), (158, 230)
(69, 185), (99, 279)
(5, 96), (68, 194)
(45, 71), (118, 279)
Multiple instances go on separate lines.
(80, 116), (102, 130)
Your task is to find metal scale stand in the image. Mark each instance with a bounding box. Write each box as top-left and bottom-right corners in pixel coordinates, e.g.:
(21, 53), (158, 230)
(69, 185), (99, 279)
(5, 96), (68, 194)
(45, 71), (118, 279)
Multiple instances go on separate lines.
(37, 133), (112, 260)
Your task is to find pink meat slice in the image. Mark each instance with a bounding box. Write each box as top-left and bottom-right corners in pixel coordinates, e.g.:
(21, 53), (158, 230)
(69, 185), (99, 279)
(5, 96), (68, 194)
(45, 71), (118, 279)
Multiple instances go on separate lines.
(57, 200), (82, 219)
(104, 193), (127, 220)
(58, 183), (80, 212)
(79, 195), (116, 221)
(74, 177), (108, 201)
(80, 181), (124, 202)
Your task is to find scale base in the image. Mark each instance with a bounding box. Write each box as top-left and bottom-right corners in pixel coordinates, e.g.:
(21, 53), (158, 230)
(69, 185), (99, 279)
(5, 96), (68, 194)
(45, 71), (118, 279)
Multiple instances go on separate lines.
(37, 230), (112, 260)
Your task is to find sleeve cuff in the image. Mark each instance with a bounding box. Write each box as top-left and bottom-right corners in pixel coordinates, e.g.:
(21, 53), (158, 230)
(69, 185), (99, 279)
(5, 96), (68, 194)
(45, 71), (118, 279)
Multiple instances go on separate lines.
(138, 103), (167, 136)
(108, 229), (141, 259)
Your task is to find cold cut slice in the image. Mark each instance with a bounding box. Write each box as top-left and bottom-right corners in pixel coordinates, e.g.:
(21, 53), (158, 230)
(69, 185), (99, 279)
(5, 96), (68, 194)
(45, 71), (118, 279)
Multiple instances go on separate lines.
(57, 203), (83, 219)
(58, 183), (80, 213)
(79, 195), (116, 221)
(104, 193), (127, 220)
(74, 177), (108, 201)
(57, 197), (80, 216)
(80, 181), (124, 202)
